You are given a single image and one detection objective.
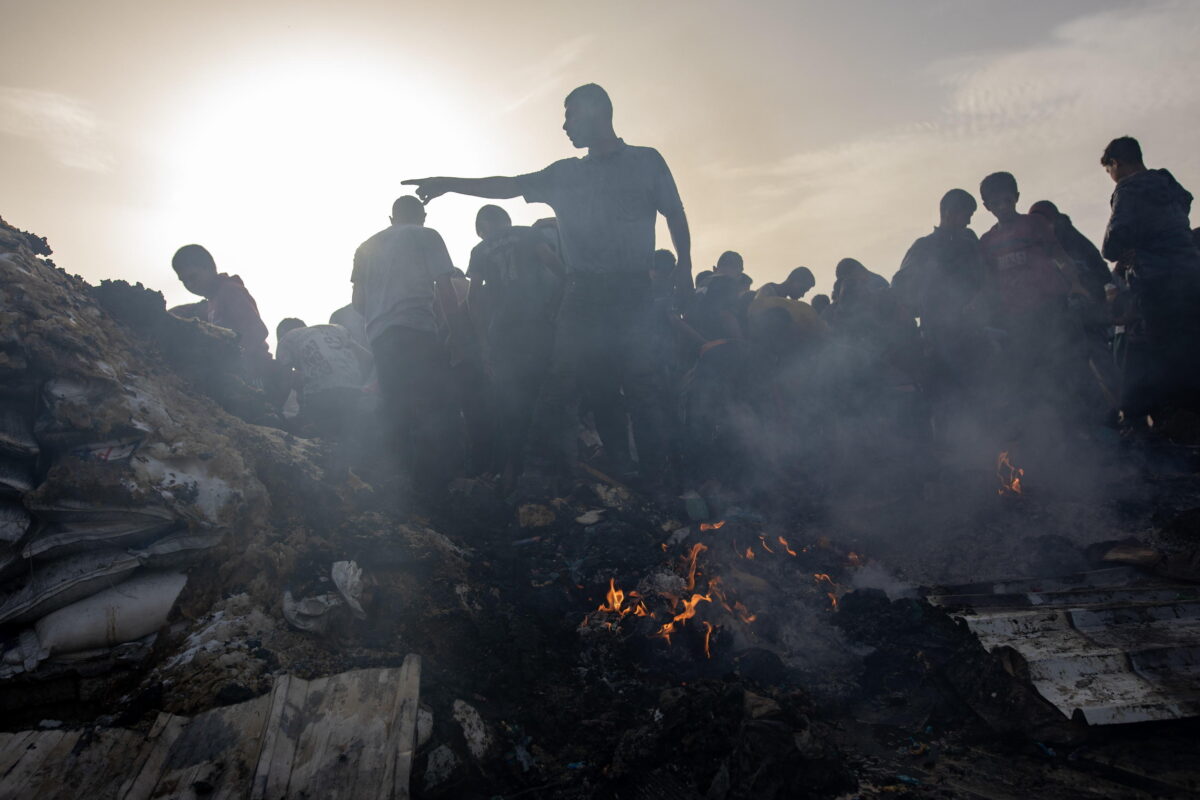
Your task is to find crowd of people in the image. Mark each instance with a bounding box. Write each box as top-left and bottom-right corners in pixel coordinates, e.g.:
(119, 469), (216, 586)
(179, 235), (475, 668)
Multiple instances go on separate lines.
(165, 84), (1200, 505)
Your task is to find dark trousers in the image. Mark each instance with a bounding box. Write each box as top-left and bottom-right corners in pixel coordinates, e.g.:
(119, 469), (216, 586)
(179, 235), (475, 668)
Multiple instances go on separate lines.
(489, 318), (554, 476)
(371, 325), (457, 489)
(526, 274), (666, 479)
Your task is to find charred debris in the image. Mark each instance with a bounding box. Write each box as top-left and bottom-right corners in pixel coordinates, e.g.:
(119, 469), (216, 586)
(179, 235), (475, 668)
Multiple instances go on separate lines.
(2, 216), (1200, 798)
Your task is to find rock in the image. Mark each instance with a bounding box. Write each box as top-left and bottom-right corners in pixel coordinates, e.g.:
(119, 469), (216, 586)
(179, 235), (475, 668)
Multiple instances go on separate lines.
(422, 744), (461, 792)
(452, 699), (494, 762)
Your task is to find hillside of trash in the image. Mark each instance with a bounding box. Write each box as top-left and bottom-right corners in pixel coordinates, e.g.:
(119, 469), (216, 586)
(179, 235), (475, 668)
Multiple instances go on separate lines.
(3, 216), (1200, 798)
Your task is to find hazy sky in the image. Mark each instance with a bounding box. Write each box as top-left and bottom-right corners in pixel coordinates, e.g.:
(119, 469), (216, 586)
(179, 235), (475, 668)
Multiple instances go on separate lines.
(3, 0), (1198, 349)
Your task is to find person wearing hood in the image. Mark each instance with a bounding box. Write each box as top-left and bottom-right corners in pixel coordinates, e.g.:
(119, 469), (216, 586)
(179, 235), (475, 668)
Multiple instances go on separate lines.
(1029, 200), (1112, 303)
(1100, 136), (1200, 419)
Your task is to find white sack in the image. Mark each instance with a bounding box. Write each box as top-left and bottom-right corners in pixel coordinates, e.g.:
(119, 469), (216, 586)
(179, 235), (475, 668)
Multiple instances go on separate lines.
(34, 571), (187, 656)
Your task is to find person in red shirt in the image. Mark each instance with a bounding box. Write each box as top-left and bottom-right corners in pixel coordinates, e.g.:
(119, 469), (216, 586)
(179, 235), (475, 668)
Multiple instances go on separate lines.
(171, 244), (272, 387)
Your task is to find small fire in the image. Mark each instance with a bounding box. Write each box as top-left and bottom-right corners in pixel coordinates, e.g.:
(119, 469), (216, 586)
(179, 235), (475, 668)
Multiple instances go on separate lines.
(595, 578), (647, 618)
(656, 592), (713, 644)
(778, 536), (798, 556)
(997, 451), (1024, 496)
(699, 521), (726, 532)
(758, 535), (775, 553)
(744, 547), (755, 560)
(702, 621), (715, 659)
(683, 543), (708, 591)
(847, 551), (863, 566)
(813, 573), (840, 610)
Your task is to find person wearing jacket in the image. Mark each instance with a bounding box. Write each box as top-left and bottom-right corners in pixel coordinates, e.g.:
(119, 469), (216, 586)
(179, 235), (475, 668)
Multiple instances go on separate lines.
(1100, 136), (1200, 419)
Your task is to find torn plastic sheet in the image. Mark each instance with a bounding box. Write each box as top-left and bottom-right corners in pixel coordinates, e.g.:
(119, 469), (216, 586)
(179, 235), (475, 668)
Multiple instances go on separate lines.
(0, 549), (142, 626)
(0, 458), (35, 497)
(23, 518), (178, 561)
(0, 406), (38, 459)
(27, 499), (176, 529)
(332, 560), (366, 619)
(67, 437), (143, 463)
(0, 499), (31, 545)
(282, 590), (345, 633)
(33, 378), (149, 450)
(130, 529), (224, 570)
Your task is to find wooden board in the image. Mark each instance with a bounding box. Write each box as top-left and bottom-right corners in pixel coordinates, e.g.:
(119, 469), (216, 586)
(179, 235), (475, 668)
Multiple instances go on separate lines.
(0, 661), (422, 800)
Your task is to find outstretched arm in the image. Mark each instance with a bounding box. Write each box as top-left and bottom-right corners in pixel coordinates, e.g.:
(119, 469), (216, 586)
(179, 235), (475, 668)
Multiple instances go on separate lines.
(402, 176), (521, 204)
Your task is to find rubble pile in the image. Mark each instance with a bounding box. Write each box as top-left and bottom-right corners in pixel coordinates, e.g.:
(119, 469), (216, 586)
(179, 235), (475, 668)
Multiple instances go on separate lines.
(0, 220), (266, 683)
(3, 215), (1200, 798)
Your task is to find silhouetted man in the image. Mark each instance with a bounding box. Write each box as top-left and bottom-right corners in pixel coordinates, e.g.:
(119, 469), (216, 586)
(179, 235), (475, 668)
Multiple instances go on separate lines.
(1100, 136), (1200, 417)
(171, 244), (271, 386)
(714, 250), (744, 278)
(352, 196), (463, 490)
(892, 189), (986, 438)
(979, 172), (1089, 420)
(780, 267), (815, 300)
(892, 189), (984, 331)
(467, 204), (563, 482)
(404, 83), (691, 492)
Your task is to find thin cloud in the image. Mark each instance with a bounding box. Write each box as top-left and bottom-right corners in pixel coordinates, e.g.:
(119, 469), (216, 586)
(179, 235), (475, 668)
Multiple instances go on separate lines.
(501, 35), (594, 114)
(0, 87), (114, 172)
(702, 0), (1200, 281)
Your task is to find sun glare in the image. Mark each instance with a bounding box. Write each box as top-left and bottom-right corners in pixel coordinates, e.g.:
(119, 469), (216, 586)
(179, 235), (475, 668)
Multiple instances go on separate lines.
(157, 55), (492, 341)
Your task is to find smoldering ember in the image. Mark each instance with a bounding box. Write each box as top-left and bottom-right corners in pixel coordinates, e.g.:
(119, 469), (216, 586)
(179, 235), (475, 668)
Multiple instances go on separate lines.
(4, 34), (1200, 800)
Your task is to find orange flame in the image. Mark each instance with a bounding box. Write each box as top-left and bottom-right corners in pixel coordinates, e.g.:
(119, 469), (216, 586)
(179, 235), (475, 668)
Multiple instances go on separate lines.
(759, 535), (775, 554)
(778, 536), (798, 556)
(744, 547), (755, 560)
(702, 621), (715, 659)
(597, 577), (625, 613)
(997, 451), (1024, 496)
(595, 578), (648, 618)
(683, 542), (708, 591)
(699, 521), (726, 532)
(656, 592), (713, 643)
(813, 574), (840, 610)
(733, 601), (757, 624)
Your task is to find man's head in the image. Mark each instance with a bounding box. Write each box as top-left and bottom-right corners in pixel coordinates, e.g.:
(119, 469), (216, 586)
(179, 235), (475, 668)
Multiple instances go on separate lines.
(475, 204), (512, 239)
(1100, 136), (1145, 183)
(715, 250), (744, 276)
(939, 188), (978, 230)
(781, 266), (815, 299)
(172, 244), (219, 298)
(694, 269), (715, 289)
(651, 249), (676, 288)
(391, 195), (426, 226)
(811, 293), (831, 313)
(563, 83), (614, 149)
(1028, 200), (1061, 225)
(980, 172), (1020, 223)
(276, 318), (306, 341)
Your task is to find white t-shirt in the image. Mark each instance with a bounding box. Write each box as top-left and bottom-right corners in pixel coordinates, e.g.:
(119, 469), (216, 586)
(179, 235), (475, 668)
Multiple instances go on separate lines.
(277, 324), (365, 397)
(351, 223), (455, 342)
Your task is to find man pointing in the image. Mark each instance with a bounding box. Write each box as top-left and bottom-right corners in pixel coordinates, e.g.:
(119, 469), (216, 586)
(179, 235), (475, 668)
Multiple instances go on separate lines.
(405, 83), (692, 493)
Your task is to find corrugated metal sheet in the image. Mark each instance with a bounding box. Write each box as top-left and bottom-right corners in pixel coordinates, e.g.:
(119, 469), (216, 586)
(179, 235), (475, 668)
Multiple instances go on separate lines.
(927, 567), (1200, 725)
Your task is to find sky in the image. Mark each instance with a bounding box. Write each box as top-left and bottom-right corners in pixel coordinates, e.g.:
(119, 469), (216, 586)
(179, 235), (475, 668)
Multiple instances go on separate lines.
(2, 0), (1199, 349)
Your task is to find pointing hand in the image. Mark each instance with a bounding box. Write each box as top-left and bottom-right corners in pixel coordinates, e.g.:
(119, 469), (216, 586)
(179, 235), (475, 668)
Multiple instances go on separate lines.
(401, 177), (448, 204)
